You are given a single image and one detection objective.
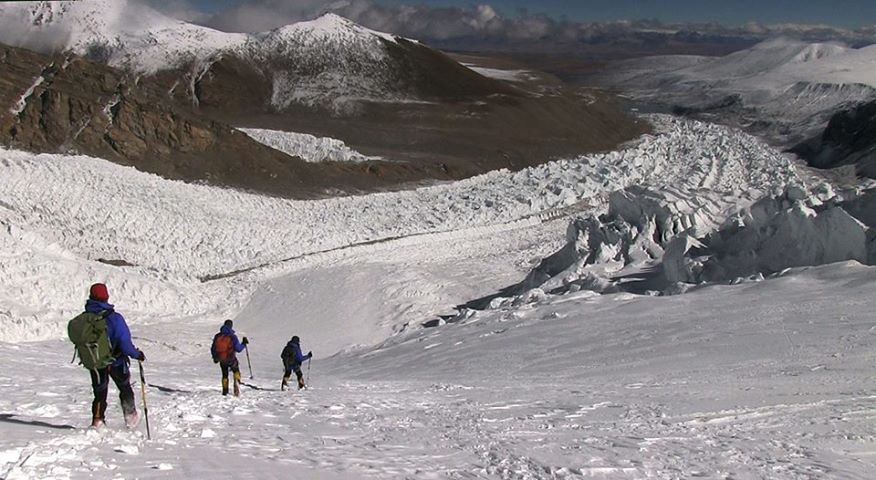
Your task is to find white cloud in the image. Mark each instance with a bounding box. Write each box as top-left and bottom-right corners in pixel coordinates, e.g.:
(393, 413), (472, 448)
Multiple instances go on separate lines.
(138, 0), (876, 48)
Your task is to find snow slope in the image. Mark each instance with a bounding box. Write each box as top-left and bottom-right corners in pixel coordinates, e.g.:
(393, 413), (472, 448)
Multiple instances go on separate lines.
(462, 64), (537, 83)
(238, 128), (382, 163)
(4, 113), (876, 478)
(2, 261), (875, 478)
(684, 39), (853, 81)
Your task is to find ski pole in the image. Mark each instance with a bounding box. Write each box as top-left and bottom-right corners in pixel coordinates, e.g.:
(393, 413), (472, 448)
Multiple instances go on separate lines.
(245, 345), (254, 379)
(138, 360), (151, 440)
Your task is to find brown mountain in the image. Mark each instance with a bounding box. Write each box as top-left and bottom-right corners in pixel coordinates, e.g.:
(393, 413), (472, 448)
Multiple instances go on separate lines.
(0, 12), (647, 198)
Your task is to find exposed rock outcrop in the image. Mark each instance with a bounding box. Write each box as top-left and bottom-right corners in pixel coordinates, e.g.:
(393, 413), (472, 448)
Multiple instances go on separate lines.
(791, 100), (876, 179)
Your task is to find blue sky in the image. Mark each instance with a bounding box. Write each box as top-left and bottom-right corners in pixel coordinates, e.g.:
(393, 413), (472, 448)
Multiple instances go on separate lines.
(192, 0), (876, 28)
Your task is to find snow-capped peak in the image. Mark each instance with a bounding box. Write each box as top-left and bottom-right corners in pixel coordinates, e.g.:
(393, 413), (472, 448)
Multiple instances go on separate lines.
(270, 13), (400, 46)
(748, 37), (850, 66)
(789, 42), (849, 63)
(0, 0), (247, 72)
(0, 3), (407, 74)
(687, 37), (853, 80)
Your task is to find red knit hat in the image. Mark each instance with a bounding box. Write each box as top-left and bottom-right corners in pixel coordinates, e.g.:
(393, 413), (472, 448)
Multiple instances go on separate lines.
(89, 283), (109, 302)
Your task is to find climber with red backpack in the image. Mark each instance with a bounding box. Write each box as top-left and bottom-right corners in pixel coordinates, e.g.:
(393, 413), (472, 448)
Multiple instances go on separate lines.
(210, 319), (248, 396)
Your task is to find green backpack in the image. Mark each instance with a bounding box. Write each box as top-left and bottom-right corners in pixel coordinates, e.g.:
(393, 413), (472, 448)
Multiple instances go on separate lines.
(68, 310), (114, 370)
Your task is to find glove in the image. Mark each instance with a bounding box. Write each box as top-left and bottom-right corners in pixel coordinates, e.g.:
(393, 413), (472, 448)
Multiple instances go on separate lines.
(136, 350), (146, 362)
(307, 351), (312, 358)
(242, 336), (249, 345)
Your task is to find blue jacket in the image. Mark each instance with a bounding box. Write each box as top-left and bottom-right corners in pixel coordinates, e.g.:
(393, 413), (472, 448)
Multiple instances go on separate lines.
(211, 324), (245, 359)
(281, 340), (311, 366)
(85, 299), (139, 367)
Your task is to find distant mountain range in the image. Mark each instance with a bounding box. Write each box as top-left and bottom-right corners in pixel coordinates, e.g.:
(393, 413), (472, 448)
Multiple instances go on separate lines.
(593, 37), (876, 178)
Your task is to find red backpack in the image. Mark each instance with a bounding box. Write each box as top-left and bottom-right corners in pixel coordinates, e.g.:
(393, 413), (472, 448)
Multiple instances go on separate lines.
(213, 334), (234, 362)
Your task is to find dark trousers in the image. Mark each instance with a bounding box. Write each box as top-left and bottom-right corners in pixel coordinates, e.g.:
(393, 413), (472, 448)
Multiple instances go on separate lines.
(220, 357), (241, 379)
(283, 362), (305, 388)
(90, 362), (135, 421)
(220, 358), (241, 395)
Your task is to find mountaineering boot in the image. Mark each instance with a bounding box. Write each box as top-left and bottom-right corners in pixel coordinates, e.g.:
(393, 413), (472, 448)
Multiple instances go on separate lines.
(281, 376), (289, 391)
(298, 377), (306, 390)
(125, 409), (140, 429)
(91, 402), (106, 428)
(222, 377), (229, 396)
(233, 372), (241, 397)
(122, 398), (140, 429)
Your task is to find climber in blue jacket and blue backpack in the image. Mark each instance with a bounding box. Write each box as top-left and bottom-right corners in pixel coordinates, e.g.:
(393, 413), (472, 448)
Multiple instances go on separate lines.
(280, 336), (312, 391)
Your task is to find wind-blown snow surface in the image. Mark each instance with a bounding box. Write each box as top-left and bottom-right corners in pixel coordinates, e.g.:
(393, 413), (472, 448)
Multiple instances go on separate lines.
(239, 128), (382, 163)
(4, 115), (876, 478)
(2, 264), (876, 479)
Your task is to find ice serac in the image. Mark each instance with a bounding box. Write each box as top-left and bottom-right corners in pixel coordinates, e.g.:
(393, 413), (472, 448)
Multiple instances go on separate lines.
(516, 181), (876, 297)
(692, 193), (869, 281)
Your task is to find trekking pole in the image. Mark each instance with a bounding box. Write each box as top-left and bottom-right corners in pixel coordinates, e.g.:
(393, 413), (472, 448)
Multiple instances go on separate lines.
(245, 345), (254, 379)
(306, 358), (311, 386)
(138, 360), (152, 440)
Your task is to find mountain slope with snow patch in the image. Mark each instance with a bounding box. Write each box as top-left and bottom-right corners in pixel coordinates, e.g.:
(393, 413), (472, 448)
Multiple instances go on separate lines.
(0, 1), (510, 111)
